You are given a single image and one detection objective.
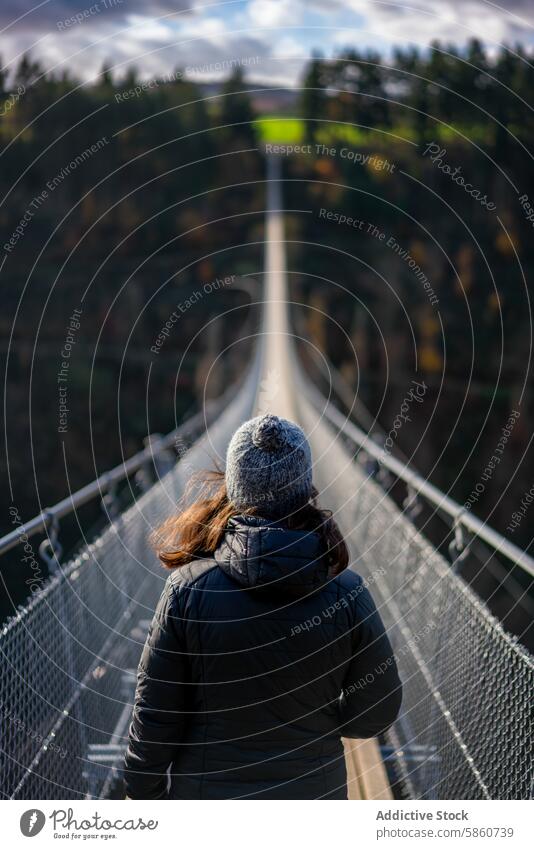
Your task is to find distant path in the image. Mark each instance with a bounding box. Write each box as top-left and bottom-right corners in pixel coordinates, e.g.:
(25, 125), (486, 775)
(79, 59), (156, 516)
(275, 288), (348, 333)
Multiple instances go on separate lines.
(254, 156), (297, 420)
(255, 155), (393, 800)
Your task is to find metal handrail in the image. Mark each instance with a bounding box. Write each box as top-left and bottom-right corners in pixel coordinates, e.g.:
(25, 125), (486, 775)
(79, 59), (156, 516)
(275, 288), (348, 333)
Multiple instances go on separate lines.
(1, 295), (259, 562)
(309, 384), (534, 580)
(0, 405), (209, 558)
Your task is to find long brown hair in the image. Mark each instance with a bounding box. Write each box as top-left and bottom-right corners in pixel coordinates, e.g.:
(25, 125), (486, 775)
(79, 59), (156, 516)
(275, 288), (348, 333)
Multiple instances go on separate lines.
(152, 470), (349, 577)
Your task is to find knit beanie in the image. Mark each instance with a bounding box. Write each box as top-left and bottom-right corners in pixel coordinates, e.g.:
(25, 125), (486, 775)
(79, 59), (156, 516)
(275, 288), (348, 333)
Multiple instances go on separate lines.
(225, 414), (313, 517)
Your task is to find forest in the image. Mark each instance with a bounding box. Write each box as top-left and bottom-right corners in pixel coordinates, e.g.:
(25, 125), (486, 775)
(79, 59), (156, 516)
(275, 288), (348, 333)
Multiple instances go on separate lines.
(287, 41), (534, 557)
(1, 39), (533, 617)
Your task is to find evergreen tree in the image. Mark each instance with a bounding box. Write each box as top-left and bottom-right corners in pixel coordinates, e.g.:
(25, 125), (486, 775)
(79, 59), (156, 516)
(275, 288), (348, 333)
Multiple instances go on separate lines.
(220, 67), (255, 146)
(301, 51), (326, 143)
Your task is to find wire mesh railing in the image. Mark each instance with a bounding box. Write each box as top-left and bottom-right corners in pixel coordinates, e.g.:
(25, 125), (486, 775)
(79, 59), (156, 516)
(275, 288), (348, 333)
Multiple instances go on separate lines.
(1, 492), (158, 799)
(1, 156), (532, 801)
(297, 374), (534, 800)
(2, 357), (532, 801)
(0, 367), (257, 800)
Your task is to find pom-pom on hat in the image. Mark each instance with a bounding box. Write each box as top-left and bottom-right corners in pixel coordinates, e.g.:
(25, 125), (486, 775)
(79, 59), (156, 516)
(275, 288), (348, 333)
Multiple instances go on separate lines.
(225, 414), (313, 517)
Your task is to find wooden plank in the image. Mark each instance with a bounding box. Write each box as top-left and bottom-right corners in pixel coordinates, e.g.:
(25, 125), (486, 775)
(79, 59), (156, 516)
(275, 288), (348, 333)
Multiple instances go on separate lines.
(343, 737), (393, 800)
(343, 738), (363, 799)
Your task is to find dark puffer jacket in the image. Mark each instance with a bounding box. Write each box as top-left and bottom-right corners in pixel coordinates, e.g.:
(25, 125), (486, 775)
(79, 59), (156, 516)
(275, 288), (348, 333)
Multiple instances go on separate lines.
(124, 515), (402, 799)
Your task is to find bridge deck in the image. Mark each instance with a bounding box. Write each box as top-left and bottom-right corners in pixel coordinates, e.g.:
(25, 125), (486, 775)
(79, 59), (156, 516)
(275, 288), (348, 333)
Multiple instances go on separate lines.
(344, 739), (393, 800)
(260, 156), (395, 801)
(4, 159), (531, 801)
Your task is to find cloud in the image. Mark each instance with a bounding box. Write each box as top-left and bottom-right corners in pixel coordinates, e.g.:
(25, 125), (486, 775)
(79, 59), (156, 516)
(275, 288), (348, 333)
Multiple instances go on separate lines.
(341, 0), (534, 47)
(247, 0), (303, 28)
(0, 4), (203, 83)
(0, 1), (197, 82)
(0, 1), (193, 33)
(0, 0), (532, 89)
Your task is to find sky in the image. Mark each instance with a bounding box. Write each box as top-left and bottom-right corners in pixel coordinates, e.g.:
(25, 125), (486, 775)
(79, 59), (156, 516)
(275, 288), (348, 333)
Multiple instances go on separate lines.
(0, 0), (533, 86)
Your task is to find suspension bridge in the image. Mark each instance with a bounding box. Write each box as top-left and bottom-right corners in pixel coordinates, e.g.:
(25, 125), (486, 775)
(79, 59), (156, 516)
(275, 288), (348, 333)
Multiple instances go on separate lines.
(1, 158), (532, 801)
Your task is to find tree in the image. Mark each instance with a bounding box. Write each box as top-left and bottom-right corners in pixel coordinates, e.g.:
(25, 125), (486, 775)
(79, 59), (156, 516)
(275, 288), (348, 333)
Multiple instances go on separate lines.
(301, 51), (327, 143)
(14, 53), (44, 89)
(220, 67), (255, 146)
(99, 61), (114, 90)
(0, 55), (9, 95)
(394, 46), (431, 145)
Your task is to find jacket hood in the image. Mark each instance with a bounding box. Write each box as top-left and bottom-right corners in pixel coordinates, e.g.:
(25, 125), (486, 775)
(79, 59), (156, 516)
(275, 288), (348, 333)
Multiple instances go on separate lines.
(214, 515), (329, 598)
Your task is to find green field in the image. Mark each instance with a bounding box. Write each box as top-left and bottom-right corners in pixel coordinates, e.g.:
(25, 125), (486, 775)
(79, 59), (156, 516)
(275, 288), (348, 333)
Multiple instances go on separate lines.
(254, 115), (490, 149)
(254, 116), (306, 144)
(254, 115), (415, 148)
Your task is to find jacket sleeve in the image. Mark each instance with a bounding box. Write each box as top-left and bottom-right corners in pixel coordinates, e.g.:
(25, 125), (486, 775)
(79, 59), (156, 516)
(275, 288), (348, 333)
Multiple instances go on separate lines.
(124, 575), (188, 799)
(338, 580), (402, 738)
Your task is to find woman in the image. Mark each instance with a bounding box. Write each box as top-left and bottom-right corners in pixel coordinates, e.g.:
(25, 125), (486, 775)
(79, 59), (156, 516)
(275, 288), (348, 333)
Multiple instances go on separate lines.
(124, 414), (402, 799)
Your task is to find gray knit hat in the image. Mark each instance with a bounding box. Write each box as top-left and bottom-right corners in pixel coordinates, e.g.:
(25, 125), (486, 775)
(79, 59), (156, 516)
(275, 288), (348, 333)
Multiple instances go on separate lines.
(225, 414), (313, 517)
